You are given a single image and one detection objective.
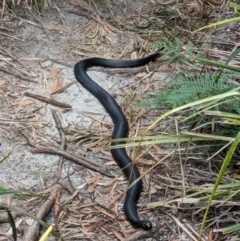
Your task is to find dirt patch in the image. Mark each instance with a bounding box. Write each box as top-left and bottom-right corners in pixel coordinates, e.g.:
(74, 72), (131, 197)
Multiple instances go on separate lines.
(0, 1), (171, 240)
(0, 0), (240, 241)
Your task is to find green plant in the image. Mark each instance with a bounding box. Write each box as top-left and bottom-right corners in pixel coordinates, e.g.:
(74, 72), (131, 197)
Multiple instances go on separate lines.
(141, 71), (237, 108)
(141, 38), (240, 139)
(145, 36), (240, 238)
(197, 1), (240, 31)
(147, 38), (194, 64)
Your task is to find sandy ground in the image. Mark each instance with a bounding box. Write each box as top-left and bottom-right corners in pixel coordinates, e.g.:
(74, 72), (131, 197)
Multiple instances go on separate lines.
(2, 1), (238, 240)
(0, 1), (178, 241)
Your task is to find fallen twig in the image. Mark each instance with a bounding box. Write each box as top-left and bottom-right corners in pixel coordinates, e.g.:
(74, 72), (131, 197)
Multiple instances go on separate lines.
(58, 179), (75, 195)
(0, 67), (37, 83)
(51, 81), (77, 95)
(31, 146), (114, 178)
(51, 110), (66, 178)
(51, 110), (66, 229)
(22, 184), (62, 241)
(0, 31), (23, 41)
(24, 92), (72, 109)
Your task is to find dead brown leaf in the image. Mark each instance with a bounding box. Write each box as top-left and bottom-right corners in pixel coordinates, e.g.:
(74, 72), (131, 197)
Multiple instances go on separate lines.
(109, 192), (124, 205)
(113, 230), (124, 241)
(79, 202), (97, 208)
(19, 84), (36, 89)
(207, 229), (213, 241)
(31, 129), (37, 143)
(87, 185), (95, 193)
(135, 72), (147, 78)
(79, 227), (95, 237)
(143, 80), (150, 93)
(104, 161), (116, 166)
(99, 226), (109, 235)
(95, 206), (115, 219)
(138, 159), (155, 165)
(105, 177), (118, 186)
(47, 68), (62, 80)
(54, 189), (61, 221)
(114, 201), (118, 217)
(58, 27), (69, 34)
(153, 144), (162, 153)
(51, 77), (63, 93)
(4, 151), (10, 162)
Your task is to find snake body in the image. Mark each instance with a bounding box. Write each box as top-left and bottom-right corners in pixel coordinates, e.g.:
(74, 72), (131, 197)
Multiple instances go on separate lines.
(74, 52), (159, 230)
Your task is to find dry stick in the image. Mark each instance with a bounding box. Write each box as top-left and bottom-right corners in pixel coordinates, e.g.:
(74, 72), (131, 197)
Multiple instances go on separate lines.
(58, 179), (75, 195)
(0, 46), (20, 63)
(54, 189), (61, 230)
(21, 130), (36, 147)
(0, 31), (23, 41)
(51, 81), (77, 95)
(31, 146), (114, 178)
(51, 110), (65, 229)
(51, 110), (66, 178)
(22, 184), (62, 241)
(24, 92), (72, 109)
(1, 54), (34, 77)
(20, 131), (113, 177)
(0, 67), (37, 83)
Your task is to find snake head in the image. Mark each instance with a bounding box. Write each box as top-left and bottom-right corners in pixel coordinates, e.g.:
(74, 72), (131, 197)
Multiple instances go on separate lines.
(141, 220), (152, 230)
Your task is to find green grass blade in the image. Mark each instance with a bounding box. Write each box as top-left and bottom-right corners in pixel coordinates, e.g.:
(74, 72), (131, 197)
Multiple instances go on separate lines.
(9, 206), (61, 238)
(111, 133), (233, 149)
(188, 56), (240, 72)
(7, 209), (17, 241)
(197, 16), (240, 31)
(215, 47), (240, 82)
(145, 90), (240, 134)
(111, 133), (233, 142)
(152, 182), (240, 208)
(0, 187), (40, 199)
(198, 131), (240, 240)
(204, 111), (240, 119)
(225, 48), (240, 65)
(229, 2), (240, 11)
(0, 151), (11, 164)
(204, 110), (240, 125)
(222, 223), (240, 234)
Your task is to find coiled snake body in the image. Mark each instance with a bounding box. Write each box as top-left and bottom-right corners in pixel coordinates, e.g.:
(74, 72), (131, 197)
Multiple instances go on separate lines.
(74, 52), (159, 230)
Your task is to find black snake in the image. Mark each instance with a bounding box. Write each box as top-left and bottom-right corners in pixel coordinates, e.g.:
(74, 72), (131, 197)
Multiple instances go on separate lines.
(74, 52), (159, 230)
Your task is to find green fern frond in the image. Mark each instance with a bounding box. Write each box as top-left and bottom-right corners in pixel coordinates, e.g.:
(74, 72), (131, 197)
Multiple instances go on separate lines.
(147, 38), (190, 64)
(146, 71), (236, 108)
(140, 71), (240, 115)
(143, 38), (240, 139)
